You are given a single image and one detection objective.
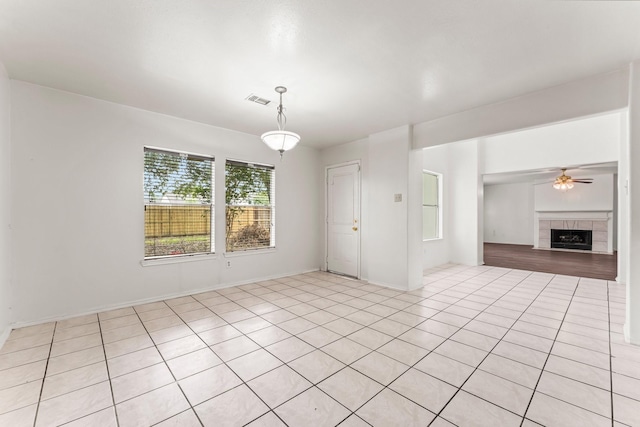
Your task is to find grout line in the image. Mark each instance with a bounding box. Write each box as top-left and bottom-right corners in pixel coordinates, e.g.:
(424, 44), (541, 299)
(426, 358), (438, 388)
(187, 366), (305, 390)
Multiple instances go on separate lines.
(161, 299), (291, 427)
(607, 281), (615, 427)
(130, 305), (206, 427)
(304, 267), (520, 423)
(519, 276), (610, 425)
(2, 272), (406, 426)
(423, 270), (554, 426)
(517, 279), (579, 426)
(217, 271), (441, 423)
(8, 268), (625, 426)
(95, 319), (120, 427)
(31, 323), (57, 427)
(0, 344), (51, 372)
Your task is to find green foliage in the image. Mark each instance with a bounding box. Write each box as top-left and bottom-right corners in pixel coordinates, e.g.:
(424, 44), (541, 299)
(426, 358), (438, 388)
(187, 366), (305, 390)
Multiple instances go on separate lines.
(225, 165), (271, 205)
(175, 159), (212, 202)
(225, 164), (273, 242)
(144, 152), (179, 202)
(143, 151), (211, 203)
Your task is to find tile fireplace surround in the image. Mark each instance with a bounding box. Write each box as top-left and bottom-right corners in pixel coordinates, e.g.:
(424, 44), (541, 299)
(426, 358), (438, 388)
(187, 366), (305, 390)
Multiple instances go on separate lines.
(536, 211), (612, 254)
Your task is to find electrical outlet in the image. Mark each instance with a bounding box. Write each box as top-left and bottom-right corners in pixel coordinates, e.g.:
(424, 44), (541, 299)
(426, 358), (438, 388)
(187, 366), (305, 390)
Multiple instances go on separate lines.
(226, 260), (232, 268)
(394, 193), (402, 202)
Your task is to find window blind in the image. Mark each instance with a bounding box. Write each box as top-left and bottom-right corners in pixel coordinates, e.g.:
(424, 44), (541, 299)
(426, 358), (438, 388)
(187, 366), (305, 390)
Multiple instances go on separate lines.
(143, 147), (215, 258)
(225, 159), (275, 252)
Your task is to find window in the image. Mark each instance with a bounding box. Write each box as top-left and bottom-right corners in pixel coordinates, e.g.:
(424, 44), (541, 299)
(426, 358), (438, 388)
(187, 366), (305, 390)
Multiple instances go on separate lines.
(423, 170), (441, 240)
(143, 147), (214, 258)
(225, 160), (275, 252)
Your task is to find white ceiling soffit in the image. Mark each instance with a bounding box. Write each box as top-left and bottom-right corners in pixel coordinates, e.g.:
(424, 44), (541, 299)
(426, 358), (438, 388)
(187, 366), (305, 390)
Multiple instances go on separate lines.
(483, 162), (619, 186)
(1, 1), (640, 149)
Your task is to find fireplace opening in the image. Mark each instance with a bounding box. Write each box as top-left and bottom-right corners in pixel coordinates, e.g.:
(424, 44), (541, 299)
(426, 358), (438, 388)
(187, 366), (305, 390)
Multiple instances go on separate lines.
(550, 229), (592, 251)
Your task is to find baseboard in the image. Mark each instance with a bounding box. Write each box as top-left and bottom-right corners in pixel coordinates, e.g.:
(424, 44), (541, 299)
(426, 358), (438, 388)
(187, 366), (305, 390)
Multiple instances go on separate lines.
(8, 268), (321, 330)
(366, 279), (408, 292)
(319, 269), (385, 289)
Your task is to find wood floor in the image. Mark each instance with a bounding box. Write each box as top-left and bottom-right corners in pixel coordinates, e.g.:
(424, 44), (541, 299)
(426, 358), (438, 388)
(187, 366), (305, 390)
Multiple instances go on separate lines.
(483, 243), (618, 281)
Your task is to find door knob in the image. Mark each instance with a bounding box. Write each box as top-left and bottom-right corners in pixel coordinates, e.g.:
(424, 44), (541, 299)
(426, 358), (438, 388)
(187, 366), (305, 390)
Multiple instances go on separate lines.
(352, 226), (358, 231)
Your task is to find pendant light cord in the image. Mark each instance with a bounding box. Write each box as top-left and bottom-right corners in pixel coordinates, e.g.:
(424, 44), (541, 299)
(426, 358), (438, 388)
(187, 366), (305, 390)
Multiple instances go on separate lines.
(277, 92), (287, 131)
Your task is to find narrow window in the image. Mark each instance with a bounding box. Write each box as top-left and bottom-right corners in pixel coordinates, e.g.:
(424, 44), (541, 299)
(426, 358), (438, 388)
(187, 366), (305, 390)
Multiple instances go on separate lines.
(423, 170), (441, 240)
(143, 147), (214, 258)
(225, 160), (275, 252)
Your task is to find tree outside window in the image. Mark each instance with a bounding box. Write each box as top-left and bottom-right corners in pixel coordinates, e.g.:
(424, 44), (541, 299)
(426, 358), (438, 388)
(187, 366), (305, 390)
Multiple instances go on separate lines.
(143, 148), (214, 258)
(225, 160), (275, 252)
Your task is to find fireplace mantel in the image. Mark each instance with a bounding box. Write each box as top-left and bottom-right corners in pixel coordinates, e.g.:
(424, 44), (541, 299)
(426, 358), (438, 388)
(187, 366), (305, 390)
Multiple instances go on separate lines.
(536, 211), (612, 220)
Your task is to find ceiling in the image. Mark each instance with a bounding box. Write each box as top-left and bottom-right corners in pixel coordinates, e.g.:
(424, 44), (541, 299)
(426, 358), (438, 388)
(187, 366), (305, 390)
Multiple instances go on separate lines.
(483, 162), (619, 186)
(1, 1), (640, 149)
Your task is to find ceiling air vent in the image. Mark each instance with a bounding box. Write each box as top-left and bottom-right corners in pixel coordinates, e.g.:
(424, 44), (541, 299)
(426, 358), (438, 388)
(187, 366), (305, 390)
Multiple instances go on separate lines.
(245, 94), (271, 106)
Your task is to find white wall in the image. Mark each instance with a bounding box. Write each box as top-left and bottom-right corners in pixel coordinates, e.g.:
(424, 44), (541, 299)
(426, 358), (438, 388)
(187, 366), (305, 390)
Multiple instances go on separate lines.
(534, 174), (614, 212)
(0, 62), (12, 344)
(626, 61), (640, 344)
(448, 141), (481, 266)
(619, 112), (630, 285)
(482, 112), (621, 175)
(422, 145), (450, 269)
(484, 183), (534, 245)
(414, 69), (629, 148)
(422, 140), (481, 268)
(367, 126), (411, 289)
(407, 145), (423, 289)
(10, 81), (321, 325)
(319, 127), (422, 291)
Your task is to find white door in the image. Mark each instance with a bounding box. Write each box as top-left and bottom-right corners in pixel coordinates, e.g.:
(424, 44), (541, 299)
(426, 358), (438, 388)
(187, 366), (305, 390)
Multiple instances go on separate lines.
(327, 163), (360, 278)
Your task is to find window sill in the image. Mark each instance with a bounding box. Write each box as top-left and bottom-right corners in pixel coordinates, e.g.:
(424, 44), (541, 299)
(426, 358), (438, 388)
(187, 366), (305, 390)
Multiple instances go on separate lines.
(423, 237), (443, 242)
(141, 253), (217, 267)
(224, 247), (277, 258)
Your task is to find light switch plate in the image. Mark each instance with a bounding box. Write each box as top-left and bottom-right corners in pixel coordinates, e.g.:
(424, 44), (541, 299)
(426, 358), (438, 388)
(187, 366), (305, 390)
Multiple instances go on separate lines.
(394, 193), (402, 202)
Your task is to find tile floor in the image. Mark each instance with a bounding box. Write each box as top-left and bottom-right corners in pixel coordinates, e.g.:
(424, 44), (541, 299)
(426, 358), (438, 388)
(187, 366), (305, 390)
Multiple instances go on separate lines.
(1, 264), (640, 426)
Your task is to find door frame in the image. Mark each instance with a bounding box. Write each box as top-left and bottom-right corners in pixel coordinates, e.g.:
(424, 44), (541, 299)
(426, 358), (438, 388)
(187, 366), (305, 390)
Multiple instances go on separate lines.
(325, 160), (362, 279)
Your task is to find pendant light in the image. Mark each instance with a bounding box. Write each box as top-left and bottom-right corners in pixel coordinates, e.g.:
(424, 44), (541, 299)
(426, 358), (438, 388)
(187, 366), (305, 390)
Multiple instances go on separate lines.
(261, 86), (301, 158)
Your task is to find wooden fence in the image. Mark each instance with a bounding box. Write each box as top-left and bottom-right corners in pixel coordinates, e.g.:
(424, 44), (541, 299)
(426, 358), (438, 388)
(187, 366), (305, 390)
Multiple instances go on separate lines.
(144, 205), (211, 238)
(144, 205), (273, 238)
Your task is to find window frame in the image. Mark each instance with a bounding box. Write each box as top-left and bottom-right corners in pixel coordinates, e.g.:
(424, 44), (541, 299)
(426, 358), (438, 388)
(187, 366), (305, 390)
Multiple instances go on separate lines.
(143, 146), (215, 261)
(422, 169), (443, 241)
(225, 159), (276, 253)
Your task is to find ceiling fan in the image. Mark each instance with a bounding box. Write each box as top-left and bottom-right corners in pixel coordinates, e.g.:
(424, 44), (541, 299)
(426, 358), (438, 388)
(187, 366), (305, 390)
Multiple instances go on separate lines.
(550, 168), (593, 190)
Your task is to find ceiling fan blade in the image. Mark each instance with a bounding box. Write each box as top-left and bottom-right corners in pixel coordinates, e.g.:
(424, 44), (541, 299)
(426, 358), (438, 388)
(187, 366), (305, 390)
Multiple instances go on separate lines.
(572, 179), (593, 183)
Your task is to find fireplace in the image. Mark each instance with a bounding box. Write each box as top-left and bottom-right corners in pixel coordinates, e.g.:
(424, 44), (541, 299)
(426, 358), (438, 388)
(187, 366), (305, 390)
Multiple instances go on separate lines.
(537, 212), (611, 253)
(550, 229), (592, 251)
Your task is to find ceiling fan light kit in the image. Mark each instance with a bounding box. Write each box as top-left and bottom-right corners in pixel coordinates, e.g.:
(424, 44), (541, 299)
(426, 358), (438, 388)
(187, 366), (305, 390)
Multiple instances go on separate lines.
(261, 86), (301, 158)
(553, 180), (574, 190)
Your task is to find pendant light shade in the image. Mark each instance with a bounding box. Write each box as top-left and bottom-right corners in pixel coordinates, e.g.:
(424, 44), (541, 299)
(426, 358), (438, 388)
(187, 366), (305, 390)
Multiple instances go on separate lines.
(261, 86), (300, 157)
(261, 130), (300, 153)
